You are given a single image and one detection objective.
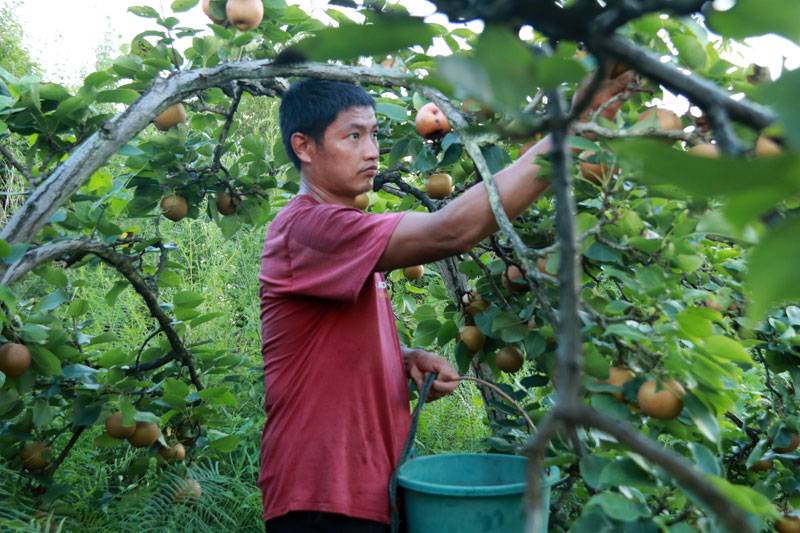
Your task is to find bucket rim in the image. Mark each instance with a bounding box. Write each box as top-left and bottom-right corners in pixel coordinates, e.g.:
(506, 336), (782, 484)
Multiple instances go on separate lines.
(396, 453), (560, 497)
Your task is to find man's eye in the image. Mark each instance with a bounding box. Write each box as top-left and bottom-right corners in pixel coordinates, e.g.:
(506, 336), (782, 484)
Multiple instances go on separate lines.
(350, 133), (359, 139)
(371, 131), (379, 138)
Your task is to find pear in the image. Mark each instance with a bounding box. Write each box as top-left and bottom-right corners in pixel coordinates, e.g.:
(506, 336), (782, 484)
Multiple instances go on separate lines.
(226, 0), (264, 31)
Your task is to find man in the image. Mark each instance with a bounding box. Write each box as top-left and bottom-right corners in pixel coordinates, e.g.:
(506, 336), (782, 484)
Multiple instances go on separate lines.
(259, 72), (630, 532)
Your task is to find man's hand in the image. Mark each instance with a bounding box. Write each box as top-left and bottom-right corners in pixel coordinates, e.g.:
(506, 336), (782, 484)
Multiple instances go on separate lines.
(573, 62), (636, 121)
(402, 348), (459, 402)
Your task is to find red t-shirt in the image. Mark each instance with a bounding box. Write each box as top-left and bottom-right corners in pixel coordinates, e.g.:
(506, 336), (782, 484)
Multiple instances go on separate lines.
(258, 194), (410, 524)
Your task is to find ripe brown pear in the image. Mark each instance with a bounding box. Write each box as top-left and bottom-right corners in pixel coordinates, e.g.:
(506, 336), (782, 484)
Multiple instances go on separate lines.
(464, 294), (490, 318)
(502, 265), (528, 293)
(127, 421), (159, 448)
(354, 193), (369, 211)
(688, 143), (720, 158)
(161, 194), (188, 222)
(637, 108), (682, 132)
(459, 325), (485, 353)
(774, 433), (800, 454)
(579, 152), (618, 185)
(495, 347), (524, 373)
(215, 192), (240, 216)
(202, 0), (226, 24)
(637, 380), (685, 420)
(755, 134), (782, 157)
(105, 412), (136, 439)
(415, 102), (451, 140)
(403, 265), (424, 280)
(750, 459), (774, 472)
(226, 0), (264, 31)
(159, 443), (186, 460)
(425, 173), (454, 200)
(597, 366), (636, 402)
(0, 343), (31, 377)
(460, 98), (492, 120)
(154, 103), (186, 131)
(536, 257), (551, 276)
(20, 442), (51, 471)
(776, 515), (800, 533)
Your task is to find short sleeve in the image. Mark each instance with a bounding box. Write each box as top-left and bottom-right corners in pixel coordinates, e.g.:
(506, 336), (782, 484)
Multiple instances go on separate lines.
(278, 202), (403, 301)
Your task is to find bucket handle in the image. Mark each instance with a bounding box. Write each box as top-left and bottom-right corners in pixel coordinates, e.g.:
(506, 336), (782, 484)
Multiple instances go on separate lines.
(390, 373), (537, 533)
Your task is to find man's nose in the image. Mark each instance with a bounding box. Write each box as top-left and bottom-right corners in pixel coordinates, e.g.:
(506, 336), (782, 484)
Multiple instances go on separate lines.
(365, 136), (379, 159)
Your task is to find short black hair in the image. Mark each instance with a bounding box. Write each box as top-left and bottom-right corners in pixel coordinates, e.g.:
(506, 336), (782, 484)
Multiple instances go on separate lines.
(279, 78), (376, 170)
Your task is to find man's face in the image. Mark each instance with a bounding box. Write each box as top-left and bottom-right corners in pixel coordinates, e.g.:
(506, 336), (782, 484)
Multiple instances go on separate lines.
(302, 105), (380, 198)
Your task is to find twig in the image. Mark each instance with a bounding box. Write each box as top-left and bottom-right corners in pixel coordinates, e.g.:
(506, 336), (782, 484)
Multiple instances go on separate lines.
(0, 143), (33, 182)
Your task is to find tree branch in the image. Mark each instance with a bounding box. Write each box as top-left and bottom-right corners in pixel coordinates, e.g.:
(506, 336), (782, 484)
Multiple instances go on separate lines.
(558, 403), (757, 533)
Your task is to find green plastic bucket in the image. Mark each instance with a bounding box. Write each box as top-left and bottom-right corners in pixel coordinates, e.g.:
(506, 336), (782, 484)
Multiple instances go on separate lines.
(397, 453), (558, 533)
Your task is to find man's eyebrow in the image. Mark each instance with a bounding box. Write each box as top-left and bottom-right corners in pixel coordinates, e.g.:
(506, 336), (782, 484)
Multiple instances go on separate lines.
(342, 120), (379, 131)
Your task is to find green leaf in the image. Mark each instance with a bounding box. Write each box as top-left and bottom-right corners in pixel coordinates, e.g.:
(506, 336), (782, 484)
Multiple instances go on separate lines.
(0, 239), (10, 257)
(105, 281), (129, 306)
(158, 270), (182, 288)
(413, 319), (441, 347)
(36, 266), (68, 288)
(97, 349), (128, 368)
(21, 323), (50, 343)
(584, 345), (609, 379)
(375, 102), (408, 122)
(39, 290), (68, 311)
(33, 399), (55, 428)
(96, 89), (141, 105)
(289, 15), (434, 62)
(171, 0), (198, 12)
(128, 5), (161, 19)
(702, 336), (752, 364)
(210, 435), (240, 453)
(676, 307), (713, 338)
(241, 134), (267, 159)
(672, 34), (707, 70)
(683, 393), (720, 444)
(598, 457), (657, 490)
(580, 454), (611, 490)
(454, 341), (471, 375)
(492, 312), (527, 343)
(688, 442), (721, 477)
(164, 378), (190, 406)
(89, 332), (119, 346)
(38, 83), (71, 101)
(746, 217), (800, 321)
(706, 476), (776, 515)
(111, 55), (143, 78)
(708, 0), (800, 44)
(29, 345), (62, 376)
(603, 323), (648, 341)
(67, 298), (90, 318)
(629, 237), (661, 254)
(174, 290), (204, 308)
(589, 492), (651, 521)
(189, 312), (225, 328)
(436, 320), (458, 346)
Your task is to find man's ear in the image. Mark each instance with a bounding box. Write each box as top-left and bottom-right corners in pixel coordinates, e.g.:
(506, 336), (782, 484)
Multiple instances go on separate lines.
(291, 132), (315, 165)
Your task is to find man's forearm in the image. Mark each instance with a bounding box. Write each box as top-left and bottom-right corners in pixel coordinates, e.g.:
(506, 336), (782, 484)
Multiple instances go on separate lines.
(435, 134), (553, 251)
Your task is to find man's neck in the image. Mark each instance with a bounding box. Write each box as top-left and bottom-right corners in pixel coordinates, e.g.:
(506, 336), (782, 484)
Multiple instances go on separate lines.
(298, 175), (354, 207)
